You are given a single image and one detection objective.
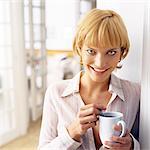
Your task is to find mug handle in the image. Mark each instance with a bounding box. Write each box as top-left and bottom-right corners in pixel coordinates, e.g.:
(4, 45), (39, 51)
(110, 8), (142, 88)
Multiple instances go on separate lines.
(117, 120), (126, 137)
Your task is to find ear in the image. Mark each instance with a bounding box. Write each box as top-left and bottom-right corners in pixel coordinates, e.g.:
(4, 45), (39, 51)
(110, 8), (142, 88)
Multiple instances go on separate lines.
(76, 47), (82, 56)
(121, 47), (128, 59)
(116, 60), (122, 69)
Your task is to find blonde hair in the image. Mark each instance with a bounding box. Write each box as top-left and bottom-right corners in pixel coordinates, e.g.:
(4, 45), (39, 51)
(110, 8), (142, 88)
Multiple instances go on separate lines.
(73, 8), (130, 59)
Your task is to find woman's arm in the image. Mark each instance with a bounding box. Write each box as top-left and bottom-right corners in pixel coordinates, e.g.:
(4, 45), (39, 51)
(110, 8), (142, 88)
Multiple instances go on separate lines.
(38, 87), (81, 150)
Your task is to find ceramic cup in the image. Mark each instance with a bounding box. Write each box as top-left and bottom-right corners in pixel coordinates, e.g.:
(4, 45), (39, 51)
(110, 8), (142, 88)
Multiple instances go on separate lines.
(99, 111), (126, 148)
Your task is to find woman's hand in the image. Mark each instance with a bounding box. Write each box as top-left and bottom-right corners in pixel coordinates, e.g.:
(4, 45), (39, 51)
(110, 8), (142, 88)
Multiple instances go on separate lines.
(104, 124), (133, 150)
(67, 103), (106, 142)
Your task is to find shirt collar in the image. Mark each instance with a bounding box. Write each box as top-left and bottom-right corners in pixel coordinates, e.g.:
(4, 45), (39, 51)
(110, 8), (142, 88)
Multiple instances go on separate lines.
(61, 71), (125, 101)
(61, 71), (81, 97)
(109, 74), (125, 101)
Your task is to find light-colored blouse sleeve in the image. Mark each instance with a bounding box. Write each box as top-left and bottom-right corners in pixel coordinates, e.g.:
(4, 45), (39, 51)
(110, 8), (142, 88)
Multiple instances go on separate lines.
(130, 134), (140, 150)
(38, 86), (81, 150)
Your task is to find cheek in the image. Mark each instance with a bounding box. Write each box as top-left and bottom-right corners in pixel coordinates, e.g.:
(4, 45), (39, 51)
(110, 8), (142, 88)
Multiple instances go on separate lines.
(82, 55), (91, 64)
(109, 58), (120, 67)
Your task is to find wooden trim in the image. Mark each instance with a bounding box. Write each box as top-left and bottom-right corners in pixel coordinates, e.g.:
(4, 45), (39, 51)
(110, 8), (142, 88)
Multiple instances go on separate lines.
(47, 50), (74, 57)
(26, 49), (74, 57)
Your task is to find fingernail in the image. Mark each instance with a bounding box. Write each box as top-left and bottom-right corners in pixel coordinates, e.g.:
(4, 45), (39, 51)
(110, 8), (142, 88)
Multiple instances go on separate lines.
(104, 141), (108, 144)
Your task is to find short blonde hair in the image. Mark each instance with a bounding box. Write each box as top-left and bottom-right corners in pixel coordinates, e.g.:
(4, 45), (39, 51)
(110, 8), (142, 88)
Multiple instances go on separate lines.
(73, 8), (130, 59)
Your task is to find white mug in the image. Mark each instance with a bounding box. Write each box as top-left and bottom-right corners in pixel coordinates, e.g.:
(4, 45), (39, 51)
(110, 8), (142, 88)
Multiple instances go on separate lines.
(99, 111), (126, 148)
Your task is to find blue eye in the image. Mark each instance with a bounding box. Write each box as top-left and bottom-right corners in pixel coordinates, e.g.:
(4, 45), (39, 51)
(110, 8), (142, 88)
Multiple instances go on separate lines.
(107, 50), (116, 56)
(86, 49), (96, 55)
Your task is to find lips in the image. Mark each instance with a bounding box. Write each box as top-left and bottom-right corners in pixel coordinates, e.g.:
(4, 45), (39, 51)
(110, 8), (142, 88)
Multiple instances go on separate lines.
(90, 66), (109, 73)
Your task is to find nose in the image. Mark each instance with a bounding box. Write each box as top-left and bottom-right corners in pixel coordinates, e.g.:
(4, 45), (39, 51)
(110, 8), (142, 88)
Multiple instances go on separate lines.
(94, 54), (106, 68)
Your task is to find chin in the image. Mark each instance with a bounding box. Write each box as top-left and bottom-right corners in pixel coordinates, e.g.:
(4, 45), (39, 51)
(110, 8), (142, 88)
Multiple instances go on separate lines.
(89, 67), (113, 83)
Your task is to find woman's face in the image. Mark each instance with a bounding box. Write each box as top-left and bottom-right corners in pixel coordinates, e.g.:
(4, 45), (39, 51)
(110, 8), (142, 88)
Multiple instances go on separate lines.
(81, 44), (122, 83)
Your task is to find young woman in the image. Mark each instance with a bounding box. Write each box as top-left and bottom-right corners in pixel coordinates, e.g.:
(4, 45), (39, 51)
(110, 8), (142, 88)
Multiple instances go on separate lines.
(38, 9), (140, 150)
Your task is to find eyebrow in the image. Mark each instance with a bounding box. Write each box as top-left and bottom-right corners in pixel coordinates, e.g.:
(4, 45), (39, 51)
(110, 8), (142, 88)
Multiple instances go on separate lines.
(106, 48), (120, 51)
(87, 47), (119, 51)
(87, 47), (97, 51)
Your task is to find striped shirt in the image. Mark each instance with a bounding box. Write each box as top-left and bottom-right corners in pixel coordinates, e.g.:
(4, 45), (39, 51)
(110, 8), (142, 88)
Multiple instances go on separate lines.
(38, 71), (140, 150)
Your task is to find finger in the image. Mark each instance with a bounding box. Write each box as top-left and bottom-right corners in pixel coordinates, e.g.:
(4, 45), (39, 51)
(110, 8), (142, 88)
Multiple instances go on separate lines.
(124, 129), (130, 136)
(104, 140), (131, 150)
(80, 114), (97, 124)
(82, 121), (96, 130)
(79, 107), (100, 117)
(113, 124), (128, 138)
(80, 104), (97, 110)
(79, 103), (106, 117)
(111, 135), (130, 144)
(111, 136), (127, 144)
(80, 103), (105, 111)
(113, 124), (122, 131)
(104, 141), (122, 148)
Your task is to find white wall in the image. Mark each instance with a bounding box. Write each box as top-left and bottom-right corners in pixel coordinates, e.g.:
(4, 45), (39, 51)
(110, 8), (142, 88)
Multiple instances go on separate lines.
(139, 1), (150, 149)
(45, 0), (80, 50)
(97, 0), (145, 83)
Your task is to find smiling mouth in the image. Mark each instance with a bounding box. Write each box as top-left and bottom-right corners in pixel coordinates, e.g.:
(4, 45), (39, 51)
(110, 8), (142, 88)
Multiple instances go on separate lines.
(90, 66), (109, 73)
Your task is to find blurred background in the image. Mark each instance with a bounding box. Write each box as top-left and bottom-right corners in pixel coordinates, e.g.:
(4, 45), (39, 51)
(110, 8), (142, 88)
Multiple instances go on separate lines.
(0, 0), (150, 150)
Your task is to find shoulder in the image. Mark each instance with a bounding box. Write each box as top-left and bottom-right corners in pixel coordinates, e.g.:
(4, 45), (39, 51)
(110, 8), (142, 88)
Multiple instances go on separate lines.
(117, 77), (141, 102)
(112, 74), (141, 99)
(46, 71), (81, 98)
(46, 79), (71, 98)
(120, 78), (140, 95)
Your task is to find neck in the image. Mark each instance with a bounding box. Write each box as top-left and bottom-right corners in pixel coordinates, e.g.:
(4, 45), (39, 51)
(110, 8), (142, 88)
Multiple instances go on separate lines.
(80, 73), (110, 95)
